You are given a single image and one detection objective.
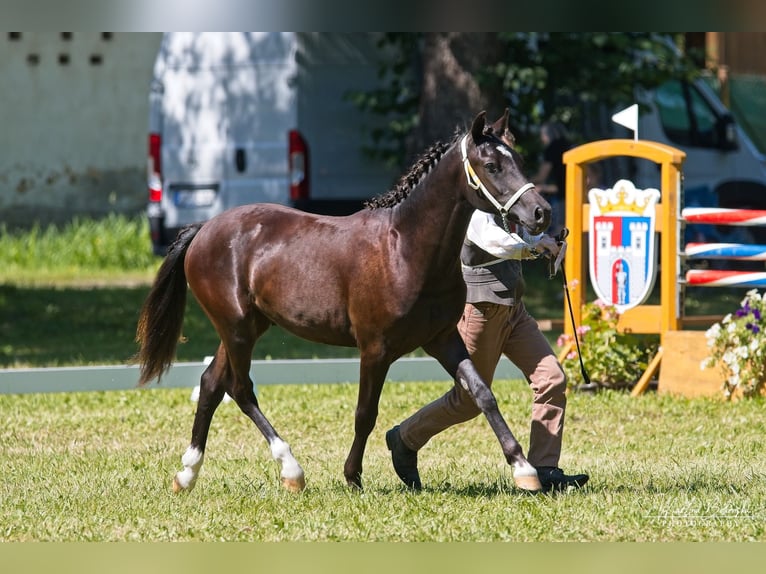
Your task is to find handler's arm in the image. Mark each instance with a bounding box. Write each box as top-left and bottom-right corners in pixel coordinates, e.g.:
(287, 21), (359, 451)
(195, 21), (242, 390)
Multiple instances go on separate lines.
(466, 211), (559, 260)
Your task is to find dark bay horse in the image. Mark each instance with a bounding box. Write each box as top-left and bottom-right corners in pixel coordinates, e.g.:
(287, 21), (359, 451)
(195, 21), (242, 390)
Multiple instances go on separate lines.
(135, 110), (551, 493)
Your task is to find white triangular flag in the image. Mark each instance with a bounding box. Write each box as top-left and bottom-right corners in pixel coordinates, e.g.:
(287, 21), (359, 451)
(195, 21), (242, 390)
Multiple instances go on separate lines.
(612, 104), (638, 140)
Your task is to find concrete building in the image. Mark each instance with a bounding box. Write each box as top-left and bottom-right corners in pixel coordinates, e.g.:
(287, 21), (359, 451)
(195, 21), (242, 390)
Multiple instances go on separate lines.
(0, 32), (162, 227)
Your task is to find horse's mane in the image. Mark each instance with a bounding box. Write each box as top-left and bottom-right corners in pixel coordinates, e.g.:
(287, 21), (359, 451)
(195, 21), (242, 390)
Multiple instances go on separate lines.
(365, 130), (462, 210)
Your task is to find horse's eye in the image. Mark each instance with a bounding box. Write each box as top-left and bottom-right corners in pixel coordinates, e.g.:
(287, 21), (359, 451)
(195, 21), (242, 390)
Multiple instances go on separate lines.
(485, 162), (498, 174)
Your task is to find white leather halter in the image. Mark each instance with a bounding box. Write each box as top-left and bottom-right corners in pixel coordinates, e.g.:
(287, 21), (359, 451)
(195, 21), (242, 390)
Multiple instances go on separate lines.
(460, 134), (536, 218)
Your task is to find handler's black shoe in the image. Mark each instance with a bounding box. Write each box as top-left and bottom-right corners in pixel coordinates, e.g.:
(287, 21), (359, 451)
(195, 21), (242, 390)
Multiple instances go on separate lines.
(386, 425), (422, 491)
(536, 466), (589, 492)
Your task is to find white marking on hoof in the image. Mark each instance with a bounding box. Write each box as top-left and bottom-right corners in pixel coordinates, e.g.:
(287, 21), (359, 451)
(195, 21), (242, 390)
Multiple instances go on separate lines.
(513, 461), (542, 492)
(270, 438), (305, 492)
(173, 446), (204, 493)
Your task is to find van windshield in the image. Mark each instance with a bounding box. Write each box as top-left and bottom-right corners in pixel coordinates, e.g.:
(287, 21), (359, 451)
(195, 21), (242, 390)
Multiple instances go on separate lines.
(654, 80), (718, 148)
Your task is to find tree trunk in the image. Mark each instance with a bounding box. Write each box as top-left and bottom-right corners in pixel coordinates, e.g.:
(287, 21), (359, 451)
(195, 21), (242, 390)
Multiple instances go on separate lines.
(408, 33), (505, 160)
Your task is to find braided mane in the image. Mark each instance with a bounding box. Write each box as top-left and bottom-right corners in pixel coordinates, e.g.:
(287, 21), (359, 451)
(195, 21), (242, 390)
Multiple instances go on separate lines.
(364, 131), (462, 209)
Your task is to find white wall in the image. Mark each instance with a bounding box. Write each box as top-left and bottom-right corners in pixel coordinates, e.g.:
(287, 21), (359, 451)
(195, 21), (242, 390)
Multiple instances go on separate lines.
(0, 32), (162, 226)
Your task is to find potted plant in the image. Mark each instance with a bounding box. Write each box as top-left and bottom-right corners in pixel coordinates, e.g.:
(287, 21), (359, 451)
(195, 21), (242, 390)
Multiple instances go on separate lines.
(702, 288), (766, 399)
(557, 299), (659, 391)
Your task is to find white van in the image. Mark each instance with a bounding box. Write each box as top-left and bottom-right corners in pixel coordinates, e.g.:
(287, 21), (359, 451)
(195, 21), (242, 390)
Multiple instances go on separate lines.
(604, 77), (766, 243)
(633, 78), (766, 204)
(146, 32), (399, 254)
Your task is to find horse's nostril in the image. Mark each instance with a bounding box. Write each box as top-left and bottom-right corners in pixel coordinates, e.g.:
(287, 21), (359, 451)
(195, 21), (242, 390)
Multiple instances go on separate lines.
(535, 206), (545, 222)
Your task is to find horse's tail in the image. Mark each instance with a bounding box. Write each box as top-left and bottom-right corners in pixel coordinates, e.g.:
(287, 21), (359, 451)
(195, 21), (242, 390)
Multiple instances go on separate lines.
(133, 223), (203, 386)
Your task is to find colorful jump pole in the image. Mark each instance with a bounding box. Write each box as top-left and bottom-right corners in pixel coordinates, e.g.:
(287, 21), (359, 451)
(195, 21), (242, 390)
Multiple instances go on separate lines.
(685, 243), (766, 260)
(682, 207), (766, 225)
(686, 269), (766, 287)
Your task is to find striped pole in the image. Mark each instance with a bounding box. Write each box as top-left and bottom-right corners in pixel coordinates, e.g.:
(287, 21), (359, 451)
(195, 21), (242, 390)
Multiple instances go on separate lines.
(685, 242), (766, 260)
(682, 207), (766, 226)
(685, 269), (766, 287)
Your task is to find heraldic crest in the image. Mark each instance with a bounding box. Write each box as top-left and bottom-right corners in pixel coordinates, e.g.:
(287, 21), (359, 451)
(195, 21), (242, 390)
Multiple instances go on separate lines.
(588, 179), (661, 313)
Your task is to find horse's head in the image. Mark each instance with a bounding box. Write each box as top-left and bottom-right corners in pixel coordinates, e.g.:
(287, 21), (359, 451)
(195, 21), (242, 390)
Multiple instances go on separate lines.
(461, 110), (551, 235)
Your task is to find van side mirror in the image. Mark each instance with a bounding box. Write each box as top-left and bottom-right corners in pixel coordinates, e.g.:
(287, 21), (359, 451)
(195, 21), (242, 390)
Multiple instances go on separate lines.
(716, 114), (738, 151)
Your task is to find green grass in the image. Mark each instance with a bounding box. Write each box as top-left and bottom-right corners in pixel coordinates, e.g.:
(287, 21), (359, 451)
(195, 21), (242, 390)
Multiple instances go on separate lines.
(2, 215), (764, 547)
(0, 380), (764, 541)
(0, 214), (160, 286)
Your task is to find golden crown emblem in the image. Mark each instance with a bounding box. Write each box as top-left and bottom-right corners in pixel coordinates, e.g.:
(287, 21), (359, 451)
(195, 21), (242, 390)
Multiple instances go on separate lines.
(593, 183), (651, 215)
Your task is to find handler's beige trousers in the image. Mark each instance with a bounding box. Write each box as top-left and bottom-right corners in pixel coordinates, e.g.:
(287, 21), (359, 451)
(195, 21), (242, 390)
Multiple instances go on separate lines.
(398, 300), (566, 468)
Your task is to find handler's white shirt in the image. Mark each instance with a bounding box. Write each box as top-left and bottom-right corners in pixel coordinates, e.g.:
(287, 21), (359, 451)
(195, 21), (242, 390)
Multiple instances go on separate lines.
(465, 211), (543, 262)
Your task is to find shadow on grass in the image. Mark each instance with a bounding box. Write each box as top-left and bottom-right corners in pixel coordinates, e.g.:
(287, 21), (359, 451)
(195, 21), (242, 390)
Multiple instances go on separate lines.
(0, 283), (363, 368)
(0, 271), (744, 368)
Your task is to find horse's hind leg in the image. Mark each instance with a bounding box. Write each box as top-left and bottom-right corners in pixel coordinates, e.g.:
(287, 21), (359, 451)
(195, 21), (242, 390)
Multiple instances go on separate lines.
(223, 330), (305, 493)
(173, 348), (227, 493)
(229, 377), (305, 492)
(173, 339), (305, 493)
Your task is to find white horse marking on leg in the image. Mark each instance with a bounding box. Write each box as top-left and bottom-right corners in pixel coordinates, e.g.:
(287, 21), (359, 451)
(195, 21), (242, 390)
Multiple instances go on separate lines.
(270, 437), (305, 492)
(174, 446), (204, 492)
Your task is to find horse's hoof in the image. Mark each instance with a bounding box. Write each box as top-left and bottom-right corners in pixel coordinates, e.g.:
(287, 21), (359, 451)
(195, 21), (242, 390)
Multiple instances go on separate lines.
(172, 476), (185, 493)
(172, 473), (197, 493)
(281, 475), (306, 493)
(514, 474), (543, 492)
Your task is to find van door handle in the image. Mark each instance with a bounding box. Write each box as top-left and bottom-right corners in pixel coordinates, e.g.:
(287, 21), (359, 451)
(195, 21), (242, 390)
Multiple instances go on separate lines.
(235, 148), (247, 173)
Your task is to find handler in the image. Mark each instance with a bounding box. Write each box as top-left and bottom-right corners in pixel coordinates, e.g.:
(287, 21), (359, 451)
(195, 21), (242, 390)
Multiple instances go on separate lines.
(386, 209), (589, 493)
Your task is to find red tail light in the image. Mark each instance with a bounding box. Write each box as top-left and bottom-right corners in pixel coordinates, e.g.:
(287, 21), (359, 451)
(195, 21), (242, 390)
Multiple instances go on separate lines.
(148, 132), (162, 202)
(288, 129), (309, 202)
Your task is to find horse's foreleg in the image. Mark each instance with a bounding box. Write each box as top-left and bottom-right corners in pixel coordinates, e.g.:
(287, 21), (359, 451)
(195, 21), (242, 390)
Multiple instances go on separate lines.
(455, 358), (541, 492)
(425, 332), (541, 492)
(343, 356), (389, 489)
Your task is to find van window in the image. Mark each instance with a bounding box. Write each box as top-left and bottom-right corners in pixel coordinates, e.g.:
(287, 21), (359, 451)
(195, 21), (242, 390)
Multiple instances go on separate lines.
(654, 80), (718, 148)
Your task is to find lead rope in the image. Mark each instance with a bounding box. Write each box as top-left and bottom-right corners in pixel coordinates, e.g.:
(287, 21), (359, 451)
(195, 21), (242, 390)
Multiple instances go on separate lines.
(555, 228), (591, 386)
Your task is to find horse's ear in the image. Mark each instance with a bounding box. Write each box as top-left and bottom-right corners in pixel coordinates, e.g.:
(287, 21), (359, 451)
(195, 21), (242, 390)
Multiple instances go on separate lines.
(470, 111), (487, 143)
(492, 108), (510, 135)
(492, 108), (515, 147)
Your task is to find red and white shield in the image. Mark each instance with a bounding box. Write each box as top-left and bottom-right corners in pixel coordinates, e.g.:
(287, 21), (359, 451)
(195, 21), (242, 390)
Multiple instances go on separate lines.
(588, 179), (660, 313)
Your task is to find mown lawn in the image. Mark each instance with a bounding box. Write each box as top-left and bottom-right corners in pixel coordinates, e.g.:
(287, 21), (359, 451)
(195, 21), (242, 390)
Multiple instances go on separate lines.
(1, 215), (764, 573)
(1, 379), (764, 542)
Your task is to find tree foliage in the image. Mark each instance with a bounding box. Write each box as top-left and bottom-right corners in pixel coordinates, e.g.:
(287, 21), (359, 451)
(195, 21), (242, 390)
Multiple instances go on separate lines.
(349, 33), (701, 170)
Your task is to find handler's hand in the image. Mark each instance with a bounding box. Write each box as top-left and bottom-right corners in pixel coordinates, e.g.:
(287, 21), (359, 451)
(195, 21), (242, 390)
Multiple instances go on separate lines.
(530, 234), (561, 259)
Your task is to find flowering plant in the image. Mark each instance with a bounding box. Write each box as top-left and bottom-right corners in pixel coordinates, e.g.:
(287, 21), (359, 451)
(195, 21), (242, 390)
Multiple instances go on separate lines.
(702, 289), (766, 399)
(557, 299), (659, 390)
